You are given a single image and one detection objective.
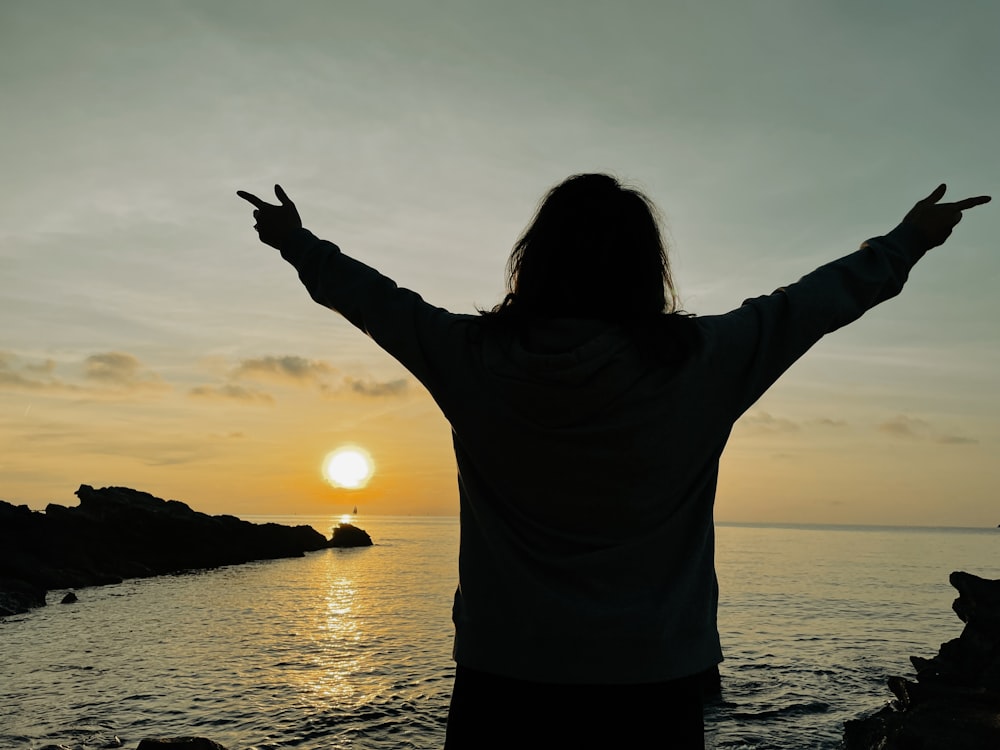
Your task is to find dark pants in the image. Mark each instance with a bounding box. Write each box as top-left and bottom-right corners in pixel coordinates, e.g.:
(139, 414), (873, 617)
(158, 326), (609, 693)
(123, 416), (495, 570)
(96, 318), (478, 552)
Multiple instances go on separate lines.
(445, 665), (705, 749)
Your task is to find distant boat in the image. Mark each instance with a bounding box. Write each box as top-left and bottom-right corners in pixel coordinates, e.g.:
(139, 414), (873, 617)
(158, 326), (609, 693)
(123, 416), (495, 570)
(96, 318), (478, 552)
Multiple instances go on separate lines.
(353, 505), (358, 515)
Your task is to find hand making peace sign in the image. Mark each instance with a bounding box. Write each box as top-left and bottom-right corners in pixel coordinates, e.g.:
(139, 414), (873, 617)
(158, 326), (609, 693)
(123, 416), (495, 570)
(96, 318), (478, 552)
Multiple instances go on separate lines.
(902, 184), (991, 249)
(237, 184), (303, 250)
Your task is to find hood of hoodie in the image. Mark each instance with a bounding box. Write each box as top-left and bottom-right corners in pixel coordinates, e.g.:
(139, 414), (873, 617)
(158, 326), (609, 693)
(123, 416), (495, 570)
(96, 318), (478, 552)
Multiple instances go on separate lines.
(479, 318), (654, 428)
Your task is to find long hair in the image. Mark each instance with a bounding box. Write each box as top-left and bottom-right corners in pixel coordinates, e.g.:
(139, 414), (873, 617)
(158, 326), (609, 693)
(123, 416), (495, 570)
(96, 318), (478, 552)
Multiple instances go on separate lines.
(483, 173), (697, 361)
(489, 173), (681, 322)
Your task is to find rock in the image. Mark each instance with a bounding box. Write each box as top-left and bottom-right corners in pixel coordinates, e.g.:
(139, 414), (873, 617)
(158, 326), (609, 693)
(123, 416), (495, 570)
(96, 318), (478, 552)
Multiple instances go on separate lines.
(0, 576), (47, 616)
(951, 570), (1000, 628)
(843, 571), (1000, 749)
(329, 522), (373, 548)
(60, 591), (78, 604)
(0, 485), (332, 615)
(136, 739), (229, 750)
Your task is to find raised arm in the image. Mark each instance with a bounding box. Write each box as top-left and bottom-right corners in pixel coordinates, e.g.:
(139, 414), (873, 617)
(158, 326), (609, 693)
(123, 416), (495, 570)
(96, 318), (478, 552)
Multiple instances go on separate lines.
(707, 184), (991, 417)
(236, 185), (468, 397)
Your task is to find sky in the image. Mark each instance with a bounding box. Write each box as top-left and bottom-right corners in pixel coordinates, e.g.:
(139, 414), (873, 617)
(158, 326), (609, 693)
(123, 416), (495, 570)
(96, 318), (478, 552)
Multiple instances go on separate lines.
(2, 1), (997, 525)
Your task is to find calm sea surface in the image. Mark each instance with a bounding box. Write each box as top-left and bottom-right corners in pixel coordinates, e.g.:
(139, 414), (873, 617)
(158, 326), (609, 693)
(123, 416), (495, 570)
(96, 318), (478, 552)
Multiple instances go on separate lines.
(1, 518), (997, 749)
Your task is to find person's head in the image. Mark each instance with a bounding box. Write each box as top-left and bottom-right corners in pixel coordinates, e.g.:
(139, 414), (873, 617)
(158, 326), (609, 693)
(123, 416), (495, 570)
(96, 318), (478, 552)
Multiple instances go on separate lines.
(494, 173), (679, 321)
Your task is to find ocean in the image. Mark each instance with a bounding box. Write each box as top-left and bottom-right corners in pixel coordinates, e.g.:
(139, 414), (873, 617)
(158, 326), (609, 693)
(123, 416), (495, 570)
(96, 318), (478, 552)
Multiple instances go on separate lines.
(1, 518), (997, 749)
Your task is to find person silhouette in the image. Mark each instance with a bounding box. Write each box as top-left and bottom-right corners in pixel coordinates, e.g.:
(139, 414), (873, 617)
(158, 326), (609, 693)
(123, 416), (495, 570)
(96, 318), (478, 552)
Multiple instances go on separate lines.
(238, 176), (989, 749)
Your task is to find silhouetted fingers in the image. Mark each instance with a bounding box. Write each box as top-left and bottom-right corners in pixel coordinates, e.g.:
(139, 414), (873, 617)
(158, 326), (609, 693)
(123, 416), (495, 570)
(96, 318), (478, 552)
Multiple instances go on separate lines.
(237, 190), (268, 209)
(274, 184), (294, 206)
(950, 195), (992, 211)
(919, 184), (947, 205)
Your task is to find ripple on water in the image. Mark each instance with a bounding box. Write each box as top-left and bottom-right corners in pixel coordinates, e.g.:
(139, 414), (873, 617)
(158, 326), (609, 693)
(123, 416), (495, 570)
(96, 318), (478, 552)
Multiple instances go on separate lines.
(4, 520), (999, 750)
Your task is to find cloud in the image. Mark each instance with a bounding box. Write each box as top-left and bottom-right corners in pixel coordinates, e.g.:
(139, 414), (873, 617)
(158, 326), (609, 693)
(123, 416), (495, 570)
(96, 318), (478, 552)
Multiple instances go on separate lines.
(811, 418), (847, 428)
(225, 355), (409, 398)
(23, 359), (56, 374)
(0, 351), (67, 391)
(876, 415), (977, 446)
(83, 352), (168, 393)
(938, 435), (979, 446)
(0, 368), (59, 391)
(84, 352), (142, 383)
(85, 435), (218, 466)
(737, 411), (800, 434)
(233, 356), (335, 385)
(190, 355), (410, 403)
(0, 351), (166, 397)
(346, 377), (408, 397)
(878, 415), (929, 439)
(143, 454), (205, 467)
(188, 384), (274, 404)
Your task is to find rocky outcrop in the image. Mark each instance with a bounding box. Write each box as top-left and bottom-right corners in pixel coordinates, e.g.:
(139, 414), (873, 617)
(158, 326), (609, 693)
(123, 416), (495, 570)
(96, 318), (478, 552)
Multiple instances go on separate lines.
(843, 571), (1000, 749)
(0, 485), (330, 616)
(330, 522), (374, 547)
(0, 576), (46, 617)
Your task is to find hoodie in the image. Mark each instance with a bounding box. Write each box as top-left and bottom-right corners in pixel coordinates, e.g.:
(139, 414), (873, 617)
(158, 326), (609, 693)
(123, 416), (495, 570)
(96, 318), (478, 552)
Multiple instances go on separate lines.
(278, 221), (931, 683)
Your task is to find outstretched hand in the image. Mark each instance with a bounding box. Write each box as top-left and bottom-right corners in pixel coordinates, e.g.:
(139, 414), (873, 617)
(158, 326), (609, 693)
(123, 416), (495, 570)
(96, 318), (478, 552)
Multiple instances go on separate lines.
(902, 184), (991, 249)
(237, 184), (302, 250)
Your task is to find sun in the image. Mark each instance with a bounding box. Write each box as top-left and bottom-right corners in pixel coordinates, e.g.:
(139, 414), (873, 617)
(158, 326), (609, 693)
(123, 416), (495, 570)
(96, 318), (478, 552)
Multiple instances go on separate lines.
(323, 446), (374, 490)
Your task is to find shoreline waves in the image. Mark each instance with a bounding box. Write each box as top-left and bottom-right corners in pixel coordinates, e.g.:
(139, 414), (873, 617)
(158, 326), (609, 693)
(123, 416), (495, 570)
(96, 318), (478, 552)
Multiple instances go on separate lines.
(1, 518), (996, 749)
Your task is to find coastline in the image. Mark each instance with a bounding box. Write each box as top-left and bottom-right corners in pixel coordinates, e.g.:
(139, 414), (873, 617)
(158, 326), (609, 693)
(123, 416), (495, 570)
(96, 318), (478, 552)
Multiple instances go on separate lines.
(0, 485), (343, 616)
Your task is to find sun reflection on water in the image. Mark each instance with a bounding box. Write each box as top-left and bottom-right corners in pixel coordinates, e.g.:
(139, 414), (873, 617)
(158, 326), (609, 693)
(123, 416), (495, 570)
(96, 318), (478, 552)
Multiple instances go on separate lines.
(0, 516), (463, 750)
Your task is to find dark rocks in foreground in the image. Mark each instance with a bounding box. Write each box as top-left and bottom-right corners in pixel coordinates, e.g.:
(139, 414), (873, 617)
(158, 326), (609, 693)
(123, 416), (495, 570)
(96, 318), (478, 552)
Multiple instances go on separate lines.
(843, 571), (1000, 749)
(0, 484), (334, 616)
(0, 576), (46, 617)
(330, 522), (374, 547)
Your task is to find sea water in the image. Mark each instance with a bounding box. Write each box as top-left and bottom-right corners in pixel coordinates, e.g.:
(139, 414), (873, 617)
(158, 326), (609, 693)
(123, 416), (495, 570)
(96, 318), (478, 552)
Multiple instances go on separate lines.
(1, 518), (997, 749)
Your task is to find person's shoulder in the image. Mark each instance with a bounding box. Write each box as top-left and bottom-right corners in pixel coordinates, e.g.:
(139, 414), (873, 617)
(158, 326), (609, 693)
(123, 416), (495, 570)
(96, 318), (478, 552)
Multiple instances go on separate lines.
(624, 313), (705, 365)
(687, 302), (771, 357)
(440, 312), (493, 343)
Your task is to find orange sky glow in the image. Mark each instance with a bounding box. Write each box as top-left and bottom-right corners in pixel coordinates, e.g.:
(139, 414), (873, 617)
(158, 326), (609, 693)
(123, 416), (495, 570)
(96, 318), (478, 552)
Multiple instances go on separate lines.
(2, 3), (997, 527)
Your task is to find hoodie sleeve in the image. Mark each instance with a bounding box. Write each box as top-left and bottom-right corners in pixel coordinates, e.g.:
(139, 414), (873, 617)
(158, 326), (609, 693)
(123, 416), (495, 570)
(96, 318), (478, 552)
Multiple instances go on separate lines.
(702, 222), (933, 417)
(277, 228), (466, 392)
